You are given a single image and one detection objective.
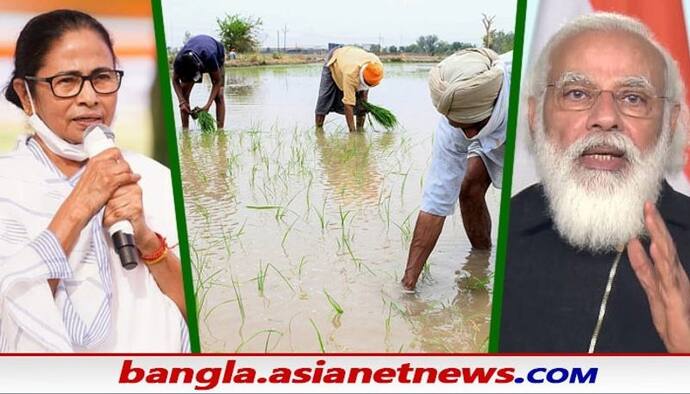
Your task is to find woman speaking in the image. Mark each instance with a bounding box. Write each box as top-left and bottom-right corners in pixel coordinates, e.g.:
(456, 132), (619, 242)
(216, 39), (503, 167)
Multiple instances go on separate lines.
(0, 10), (188, 352)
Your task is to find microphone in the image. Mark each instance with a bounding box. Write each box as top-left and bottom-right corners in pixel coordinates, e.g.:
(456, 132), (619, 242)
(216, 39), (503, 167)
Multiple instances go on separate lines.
(83, 124), (138, 270)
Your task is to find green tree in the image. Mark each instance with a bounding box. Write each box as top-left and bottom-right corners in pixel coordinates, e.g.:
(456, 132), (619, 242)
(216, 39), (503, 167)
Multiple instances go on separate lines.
(216, 13), (263, 53)
(487, 30), (514, 54)
(451, 41), (473, 52)
(415, 35), (440, 54)
(387, 45), (398, 54)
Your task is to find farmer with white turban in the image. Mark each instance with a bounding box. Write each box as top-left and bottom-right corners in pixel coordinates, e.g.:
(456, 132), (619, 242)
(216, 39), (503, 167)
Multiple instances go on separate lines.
(401, 48), (510, 291)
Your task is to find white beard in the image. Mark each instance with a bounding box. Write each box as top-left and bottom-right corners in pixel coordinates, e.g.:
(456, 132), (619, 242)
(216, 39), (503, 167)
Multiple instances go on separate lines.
(531, 113), (672, 253)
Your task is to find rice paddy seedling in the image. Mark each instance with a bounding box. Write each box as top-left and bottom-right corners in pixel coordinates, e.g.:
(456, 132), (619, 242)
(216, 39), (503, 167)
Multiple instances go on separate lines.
(296, 256), (307, 279)
(234, 329), (283, 353)
(478, 335), (490, 353)
(323, 290), (344, 315)
(363, 101), (398, 131)
(230, 275), (246, 336)
(384, 302), (393, 334)
(421, 260), (432, 280)
(309, 318), (326, 353)
(337, 205), (353, 241)
(203, 299), (235, 323)
(220, 221), (246, 257)
(193, 200), (211, 226)
(394, 208), (417, 246)
(250, 133), (262, 154)
(256, 261), (269, 297)
(312, 198), (328, 232)
(461, 271), (495, 292)
(362, 101), (398, 130)
(281, 217), (299, 250)
(399, 167), (411, 198)
(383, 194), (392, 232)
(196, 110), (217, 133)
(267, 263), (295, 293)
(304, 174), (313, 215)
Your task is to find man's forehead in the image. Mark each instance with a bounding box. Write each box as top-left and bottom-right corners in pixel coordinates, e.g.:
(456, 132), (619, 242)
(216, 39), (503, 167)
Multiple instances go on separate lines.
(547, 29), (666, 89)
(554, 71), (655, 88)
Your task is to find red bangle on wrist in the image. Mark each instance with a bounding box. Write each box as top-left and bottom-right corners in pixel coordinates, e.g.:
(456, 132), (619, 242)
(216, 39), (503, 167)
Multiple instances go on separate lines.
(139, 232), (168, 265)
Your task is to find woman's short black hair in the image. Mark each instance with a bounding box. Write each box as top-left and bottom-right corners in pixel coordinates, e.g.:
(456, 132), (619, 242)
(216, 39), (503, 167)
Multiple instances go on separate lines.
(4, 9), (116, 109)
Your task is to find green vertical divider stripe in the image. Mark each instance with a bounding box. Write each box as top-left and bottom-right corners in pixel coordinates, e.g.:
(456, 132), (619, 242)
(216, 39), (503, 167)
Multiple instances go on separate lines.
(150, 0), (201, 353)
(488, 0), (527, 353)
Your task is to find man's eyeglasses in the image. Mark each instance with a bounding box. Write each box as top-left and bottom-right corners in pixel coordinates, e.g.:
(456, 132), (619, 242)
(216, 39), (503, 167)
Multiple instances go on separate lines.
(25, 69), (124, 98)
(545, 83), (667, 119)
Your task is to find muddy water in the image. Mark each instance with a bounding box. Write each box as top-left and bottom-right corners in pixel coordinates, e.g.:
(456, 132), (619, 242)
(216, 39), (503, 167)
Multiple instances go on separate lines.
(176, 63), (500, 352)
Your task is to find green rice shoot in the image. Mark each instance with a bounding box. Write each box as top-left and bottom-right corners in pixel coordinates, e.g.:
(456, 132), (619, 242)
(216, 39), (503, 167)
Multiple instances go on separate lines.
(197, 110), (217, 132)
(323, 290), (344, 314)
(362, 101), (398, 131)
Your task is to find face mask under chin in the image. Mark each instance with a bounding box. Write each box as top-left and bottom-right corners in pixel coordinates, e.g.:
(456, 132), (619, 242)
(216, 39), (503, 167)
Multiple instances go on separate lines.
(23, 80), (89, 162)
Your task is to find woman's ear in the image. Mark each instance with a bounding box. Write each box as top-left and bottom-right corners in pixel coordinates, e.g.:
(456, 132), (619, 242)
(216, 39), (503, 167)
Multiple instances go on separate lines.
(12, 78), (34, 116)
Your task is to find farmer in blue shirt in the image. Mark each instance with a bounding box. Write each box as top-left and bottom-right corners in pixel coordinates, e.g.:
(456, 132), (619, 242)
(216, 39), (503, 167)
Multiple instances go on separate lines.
(172, 35), (226, 129)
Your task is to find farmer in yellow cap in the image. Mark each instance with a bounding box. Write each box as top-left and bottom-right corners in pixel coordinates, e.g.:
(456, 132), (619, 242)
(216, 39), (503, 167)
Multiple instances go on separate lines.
(315, 46), (384, 132)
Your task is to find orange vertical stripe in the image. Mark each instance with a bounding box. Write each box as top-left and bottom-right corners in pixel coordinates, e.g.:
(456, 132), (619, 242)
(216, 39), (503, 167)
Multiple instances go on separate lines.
(590, 0), (690, 179)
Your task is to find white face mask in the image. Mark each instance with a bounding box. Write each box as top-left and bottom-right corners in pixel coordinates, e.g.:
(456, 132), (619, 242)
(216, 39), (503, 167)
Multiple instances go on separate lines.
(24, 81), (88, 162)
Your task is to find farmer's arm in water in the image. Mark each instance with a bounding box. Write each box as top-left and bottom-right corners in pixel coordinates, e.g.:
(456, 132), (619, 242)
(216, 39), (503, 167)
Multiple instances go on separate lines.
(171, 71), (191, 115)
(356, 90), (369, 131)
(628, 201), (690, 352)
(202, 69), (223, 112)
(401, 211), (446, 290)
(344, 104), (356, 132)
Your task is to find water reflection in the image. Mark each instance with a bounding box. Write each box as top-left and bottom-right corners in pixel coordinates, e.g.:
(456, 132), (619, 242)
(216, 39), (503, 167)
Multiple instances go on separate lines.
(401, 249), (492, 352)
(177, 63), (500, 352)
(315, 130), (382, 205)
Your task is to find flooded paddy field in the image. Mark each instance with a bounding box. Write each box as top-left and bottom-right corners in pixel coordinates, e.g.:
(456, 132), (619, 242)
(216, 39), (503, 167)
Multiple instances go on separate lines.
(175, 63), (500, 352)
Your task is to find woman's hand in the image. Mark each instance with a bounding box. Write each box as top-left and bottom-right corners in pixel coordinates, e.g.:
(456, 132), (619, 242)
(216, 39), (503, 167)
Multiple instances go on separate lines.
(74, 148), (140, 219)
(103, 179), (187, 320)
(102, 182), (159, 255)
(49, 148), (140, 256)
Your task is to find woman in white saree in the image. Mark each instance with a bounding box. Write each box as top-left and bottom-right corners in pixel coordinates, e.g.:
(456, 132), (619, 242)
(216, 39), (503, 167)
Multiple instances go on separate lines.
(0, 9), (189, 352)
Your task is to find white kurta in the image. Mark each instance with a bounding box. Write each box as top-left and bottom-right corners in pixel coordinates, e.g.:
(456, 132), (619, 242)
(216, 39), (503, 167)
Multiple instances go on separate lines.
(0, 135), (189, 352)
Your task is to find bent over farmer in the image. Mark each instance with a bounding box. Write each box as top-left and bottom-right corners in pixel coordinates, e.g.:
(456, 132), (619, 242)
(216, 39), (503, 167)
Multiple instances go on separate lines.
(172, 34), (226, 130)
(315, 46), (384, 132)
(401, 48), (510, 292)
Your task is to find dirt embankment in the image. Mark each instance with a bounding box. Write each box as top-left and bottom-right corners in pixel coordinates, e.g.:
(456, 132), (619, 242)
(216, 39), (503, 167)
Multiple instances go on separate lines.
(225, 52), (443, 67)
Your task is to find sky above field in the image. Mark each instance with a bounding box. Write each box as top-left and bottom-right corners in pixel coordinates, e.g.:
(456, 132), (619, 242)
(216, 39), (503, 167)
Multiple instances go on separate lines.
(162, 0), (517, 49)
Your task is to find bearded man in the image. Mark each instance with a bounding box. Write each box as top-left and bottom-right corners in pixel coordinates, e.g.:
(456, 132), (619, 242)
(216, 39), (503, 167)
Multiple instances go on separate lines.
(500, 13), (690, 352)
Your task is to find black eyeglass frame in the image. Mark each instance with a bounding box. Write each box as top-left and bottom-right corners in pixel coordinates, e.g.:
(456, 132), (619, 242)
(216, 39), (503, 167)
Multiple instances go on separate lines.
(24, 69), (124, 98)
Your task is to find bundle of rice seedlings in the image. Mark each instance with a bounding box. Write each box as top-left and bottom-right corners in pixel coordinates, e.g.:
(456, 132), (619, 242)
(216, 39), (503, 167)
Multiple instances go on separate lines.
(362, 101), (398, 131)
(196, 110), (216, 132)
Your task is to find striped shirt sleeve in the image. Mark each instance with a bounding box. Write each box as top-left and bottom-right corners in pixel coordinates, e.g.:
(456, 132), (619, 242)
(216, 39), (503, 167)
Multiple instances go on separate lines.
(0, 229), (72, 296)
